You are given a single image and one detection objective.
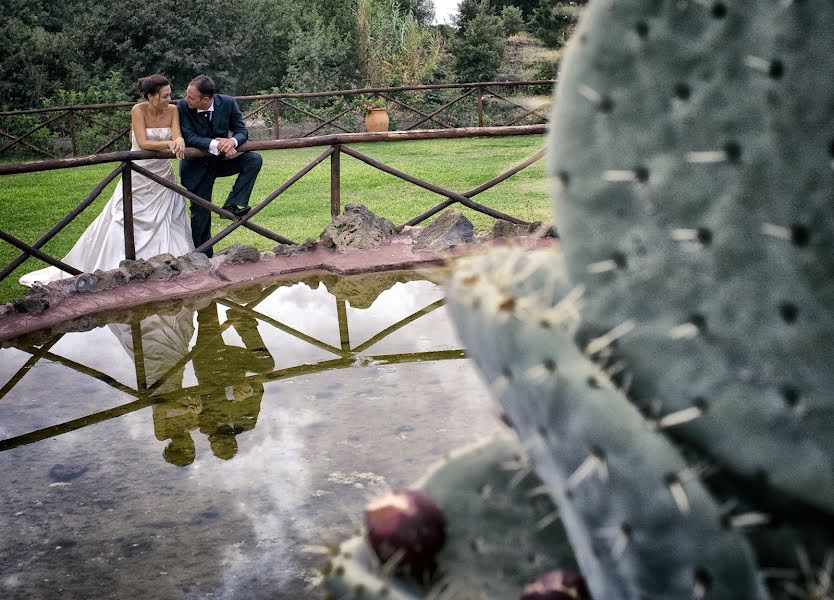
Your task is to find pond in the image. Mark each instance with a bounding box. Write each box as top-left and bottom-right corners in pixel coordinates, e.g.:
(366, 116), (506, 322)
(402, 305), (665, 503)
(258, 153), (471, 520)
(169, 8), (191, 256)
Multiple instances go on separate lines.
(0, 269), (503, 599)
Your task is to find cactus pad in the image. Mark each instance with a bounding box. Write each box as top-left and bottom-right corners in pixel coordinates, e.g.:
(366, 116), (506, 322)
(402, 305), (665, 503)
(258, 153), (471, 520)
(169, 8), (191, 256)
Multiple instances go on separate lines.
(549, 0), (834, 512)
(323, 435), (578, 599)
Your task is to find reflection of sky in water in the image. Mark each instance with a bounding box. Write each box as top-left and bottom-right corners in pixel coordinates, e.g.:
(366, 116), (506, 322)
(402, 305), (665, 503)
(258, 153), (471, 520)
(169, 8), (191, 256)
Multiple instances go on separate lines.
(0, 273), (502, 599)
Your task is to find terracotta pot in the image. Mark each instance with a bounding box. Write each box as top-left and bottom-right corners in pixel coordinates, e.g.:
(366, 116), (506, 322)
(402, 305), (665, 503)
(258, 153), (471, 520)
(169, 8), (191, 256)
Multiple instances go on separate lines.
(364, 109), (389, 133)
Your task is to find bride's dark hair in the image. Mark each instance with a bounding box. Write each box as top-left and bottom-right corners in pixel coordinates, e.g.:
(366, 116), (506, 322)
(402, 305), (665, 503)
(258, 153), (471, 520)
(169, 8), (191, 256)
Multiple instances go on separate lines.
(138, 74), (170, 99)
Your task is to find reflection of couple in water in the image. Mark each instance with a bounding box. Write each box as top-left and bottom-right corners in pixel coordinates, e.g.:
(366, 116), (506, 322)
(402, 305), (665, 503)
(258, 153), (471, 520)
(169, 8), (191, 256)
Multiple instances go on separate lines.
(114, 296), (274, 466)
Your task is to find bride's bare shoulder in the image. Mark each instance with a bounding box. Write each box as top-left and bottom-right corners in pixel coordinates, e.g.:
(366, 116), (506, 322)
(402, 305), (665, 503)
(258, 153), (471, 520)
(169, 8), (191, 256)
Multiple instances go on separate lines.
(132, 102), (150, 114)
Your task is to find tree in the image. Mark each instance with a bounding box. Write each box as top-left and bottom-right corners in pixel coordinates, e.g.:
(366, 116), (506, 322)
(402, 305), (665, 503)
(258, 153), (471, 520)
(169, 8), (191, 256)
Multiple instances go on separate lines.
(400, 0), (436, 25)
(530, 0), (581, 49)
(454, 0), (492, 33)
(282, 11), (355, 93)
(451, 7), (504, 82)
(0, 1), (89, 107)
(78, 0), (250, 94)
(490, 0), (540, 19)
(501, 5), (525, 36)
(0, 0), (446, 109)
(235, 0), (297, 94)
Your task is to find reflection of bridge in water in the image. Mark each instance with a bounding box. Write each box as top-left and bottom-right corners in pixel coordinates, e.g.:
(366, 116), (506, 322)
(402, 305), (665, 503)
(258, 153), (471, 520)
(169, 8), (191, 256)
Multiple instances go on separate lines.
(0, 270), (465, 457)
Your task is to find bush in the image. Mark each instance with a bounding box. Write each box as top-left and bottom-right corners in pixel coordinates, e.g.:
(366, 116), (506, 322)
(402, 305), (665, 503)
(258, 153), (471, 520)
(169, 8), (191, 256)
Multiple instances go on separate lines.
(501, 6), (525, 36)
(530, 53), (562, 94)
(454, 0), (490, 33)
(530, 0), (582, 49)
(44, 71), (132, 156)
(282, 13), (354, 93)
(1, 71), (132, 160)
(451, 10), (505, 82)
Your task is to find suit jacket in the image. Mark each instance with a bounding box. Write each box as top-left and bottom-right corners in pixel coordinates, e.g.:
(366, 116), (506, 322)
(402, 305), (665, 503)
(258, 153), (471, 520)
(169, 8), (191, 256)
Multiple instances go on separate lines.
(177, 94), (248, 153)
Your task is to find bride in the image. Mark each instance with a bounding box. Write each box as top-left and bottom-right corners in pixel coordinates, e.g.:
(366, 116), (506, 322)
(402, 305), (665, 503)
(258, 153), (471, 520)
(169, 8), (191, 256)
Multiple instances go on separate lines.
(19, 74), (195, 286)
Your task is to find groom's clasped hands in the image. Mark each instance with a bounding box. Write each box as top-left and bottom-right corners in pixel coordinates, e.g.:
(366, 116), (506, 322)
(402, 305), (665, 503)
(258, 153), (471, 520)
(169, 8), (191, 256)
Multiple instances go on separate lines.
(215, 137), (237, 158)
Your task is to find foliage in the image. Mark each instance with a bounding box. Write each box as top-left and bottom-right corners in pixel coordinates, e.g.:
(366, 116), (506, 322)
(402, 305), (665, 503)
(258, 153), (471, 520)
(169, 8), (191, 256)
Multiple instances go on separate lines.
(530, 0), (582, 49)
(390, 24), (446, 86)
(44, 72), (131, 108)
(0, 1), (89, 108)
(1, 0), (541, 112)
(455, 0), (575, 25)
(399, 0), (437, 25)
(282, 11), (355, 93)
(0, 0), (554, 128)
(363, 97), (388, 111)
(1, 72), (133, 161)
(356, 0), (446, 87)
(529, 51), (563, 93)
(451, 8), (505, 83)
(493, 0), (568, 19)
(1, 115), (61, 162)
(235, 0), (296, 95)
(75, 1), (244, 95)
(453, 0), (492, 33)
(501, 5), (525, 36)
(43, 72), (133, 155)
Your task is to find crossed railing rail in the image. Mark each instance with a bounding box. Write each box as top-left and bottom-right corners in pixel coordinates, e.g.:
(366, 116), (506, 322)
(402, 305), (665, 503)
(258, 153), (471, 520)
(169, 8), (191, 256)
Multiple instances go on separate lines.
(0, 80), (555, 160)
(0, 273), (463, 455)
(0, 125), (547, 289)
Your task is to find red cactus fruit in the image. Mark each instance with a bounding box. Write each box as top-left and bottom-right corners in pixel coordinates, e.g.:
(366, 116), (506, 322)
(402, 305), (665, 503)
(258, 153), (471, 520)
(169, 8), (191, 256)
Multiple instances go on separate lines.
(521, 570), (592, 600)
(364, 489), (447, 576)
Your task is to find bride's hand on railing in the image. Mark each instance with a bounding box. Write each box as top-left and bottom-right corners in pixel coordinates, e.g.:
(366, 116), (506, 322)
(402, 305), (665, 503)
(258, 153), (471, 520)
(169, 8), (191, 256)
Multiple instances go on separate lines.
(168, 138), (185, 160)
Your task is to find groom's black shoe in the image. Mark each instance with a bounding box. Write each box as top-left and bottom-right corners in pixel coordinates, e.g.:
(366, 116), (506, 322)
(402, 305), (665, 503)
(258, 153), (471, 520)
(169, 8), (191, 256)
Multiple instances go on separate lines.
(222, 205), (251, 219)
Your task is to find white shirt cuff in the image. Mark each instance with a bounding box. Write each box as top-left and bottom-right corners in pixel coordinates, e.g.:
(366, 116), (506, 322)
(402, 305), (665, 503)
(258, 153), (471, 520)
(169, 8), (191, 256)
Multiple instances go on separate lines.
(208, 139), (220, 156)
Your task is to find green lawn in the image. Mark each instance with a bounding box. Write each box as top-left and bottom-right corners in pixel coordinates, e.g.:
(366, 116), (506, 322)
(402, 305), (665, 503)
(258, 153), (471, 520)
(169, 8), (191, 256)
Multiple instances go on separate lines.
(0, 135), (551, 303)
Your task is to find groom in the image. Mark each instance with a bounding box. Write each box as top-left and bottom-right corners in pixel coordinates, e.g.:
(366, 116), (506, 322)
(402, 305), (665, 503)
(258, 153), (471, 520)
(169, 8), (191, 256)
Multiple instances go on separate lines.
(178, 75), (262, 257)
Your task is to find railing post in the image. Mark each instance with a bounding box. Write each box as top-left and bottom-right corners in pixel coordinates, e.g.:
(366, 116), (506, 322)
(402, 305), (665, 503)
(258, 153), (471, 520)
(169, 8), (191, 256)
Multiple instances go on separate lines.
(477, 86), (484, 128)
(330, 144), (341, 218)
(122, 161), (136, 260)
(69, 109), (78, 157)
(272, 100), (280, 139)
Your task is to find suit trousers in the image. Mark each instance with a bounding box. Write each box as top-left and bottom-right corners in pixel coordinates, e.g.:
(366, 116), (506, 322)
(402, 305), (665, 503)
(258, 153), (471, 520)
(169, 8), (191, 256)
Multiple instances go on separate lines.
(180, 152), (263, 257)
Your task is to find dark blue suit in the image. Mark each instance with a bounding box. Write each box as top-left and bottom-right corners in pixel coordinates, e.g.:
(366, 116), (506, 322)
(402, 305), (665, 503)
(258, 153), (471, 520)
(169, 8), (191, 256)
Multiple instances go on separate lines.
(178, 94), (262, 257)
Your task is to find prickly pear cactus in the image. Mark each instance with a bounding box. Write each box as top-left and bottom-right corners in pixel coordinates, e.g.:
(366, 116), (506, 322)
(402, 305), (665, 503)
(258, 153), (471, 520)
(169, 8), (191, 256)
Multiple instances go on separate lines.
(447, 248), (765, 599)
(323, 435), (578, 599)
(549, 0), (834, 515)
(448, 0), (834, 597)
(326, 0), (834, 598)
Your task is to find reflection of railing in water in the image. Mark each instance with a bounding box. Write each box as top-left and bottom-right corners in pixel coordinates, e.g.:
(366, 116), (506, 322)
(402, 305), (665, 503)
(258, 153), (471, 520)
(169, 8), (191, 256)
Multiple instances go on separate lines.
(0, 274), (464, 456)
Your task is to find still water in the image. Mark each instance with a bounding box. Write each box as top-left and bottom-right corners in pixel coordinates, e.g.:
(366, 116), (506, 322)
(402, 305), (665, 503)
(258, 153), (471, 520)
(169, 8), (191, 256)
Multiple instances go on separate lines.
(0, 270), (503, 599)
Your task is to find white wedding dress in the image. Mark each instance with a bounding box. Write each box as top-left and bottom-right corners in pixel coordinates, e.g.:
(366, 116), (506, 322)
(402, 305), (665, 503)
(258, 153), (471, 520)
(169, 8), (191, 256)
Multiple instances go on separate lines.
(19, 127), (194, 286)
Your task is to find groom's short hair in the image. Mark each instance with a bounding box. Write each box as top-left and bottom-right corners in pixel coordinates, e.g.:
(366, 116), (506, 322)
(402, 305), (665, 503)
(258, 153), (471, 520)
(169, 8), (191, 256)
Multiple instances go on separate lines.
(190, 75), (216, 98)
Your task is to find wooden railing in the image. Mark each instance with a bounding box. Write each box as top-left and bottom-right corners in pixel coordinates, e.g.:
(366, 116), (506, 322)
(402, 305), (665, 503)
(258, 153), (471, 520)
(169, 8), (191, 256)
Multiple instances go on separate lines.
(0, 80), (555, 160)
(0, 125), (547, 288)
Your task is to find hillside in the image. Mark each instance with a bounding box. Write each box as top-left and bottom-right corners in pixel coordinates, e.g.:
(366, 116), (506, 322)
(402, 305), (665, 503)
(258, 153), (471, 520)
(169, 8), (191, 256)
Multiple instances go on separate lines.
(497, 33), (563, 115)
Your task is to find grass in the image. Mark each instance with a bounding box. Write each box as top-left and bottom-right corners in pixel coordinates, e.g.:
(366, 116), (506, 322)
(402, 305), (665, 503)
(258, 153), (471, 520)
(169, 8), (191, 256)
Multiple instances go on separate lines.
(0, 135), (550, 303)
